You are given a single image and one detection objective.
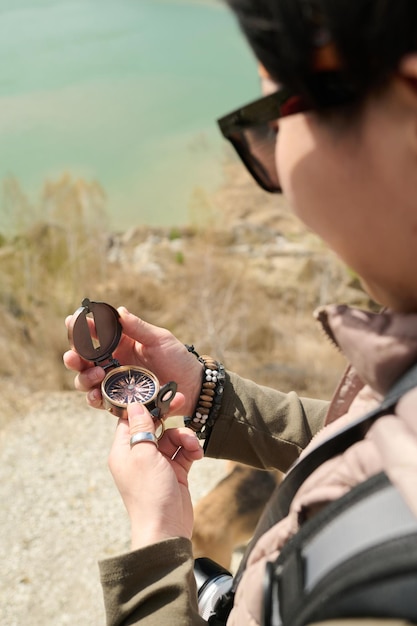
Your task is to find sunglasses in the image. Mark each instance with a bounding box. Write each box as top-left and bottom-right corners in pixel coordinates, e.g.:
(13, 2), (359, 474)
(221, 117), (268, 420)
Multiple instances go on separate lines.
(217, 72), (358, 193)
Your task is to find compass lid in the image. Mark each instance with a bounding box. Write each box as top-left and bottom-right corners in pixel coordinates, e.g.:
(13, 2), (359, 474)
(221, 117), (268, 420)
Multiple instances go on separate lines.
(68, 298), (122, 365)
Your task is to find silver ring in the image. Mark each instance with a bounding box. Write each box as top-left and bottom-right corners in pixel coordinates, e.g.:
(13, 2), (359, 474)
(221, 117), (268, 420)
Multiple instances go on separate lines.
(130, 432), (159, 449)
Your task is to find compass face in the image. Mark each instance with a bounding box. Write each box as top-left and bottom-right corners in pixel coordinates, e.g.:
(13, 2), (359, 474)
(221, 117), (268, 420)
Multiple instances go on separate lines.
(103, 366), (158, 406)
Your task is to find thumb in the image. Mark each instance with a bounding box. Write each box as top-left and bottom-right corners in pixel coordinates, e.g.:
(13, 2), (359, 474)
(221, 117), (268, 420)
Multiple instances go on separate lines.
(127, 402), (156, 436)
(118, 307), (162, 345)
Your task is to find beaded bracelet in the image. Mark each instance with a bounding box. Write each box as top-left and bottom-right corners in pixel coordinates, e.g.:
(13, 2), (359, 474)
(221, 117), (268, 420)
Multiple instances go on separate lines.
(184, 345), (225, 440)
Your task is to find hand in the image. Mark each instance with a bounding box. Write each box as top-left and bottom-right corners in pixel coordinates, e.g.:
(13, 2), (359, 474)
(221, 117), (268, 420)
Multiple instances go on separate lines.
(63, 307), (203, 417)
(109, 402), (204, 549)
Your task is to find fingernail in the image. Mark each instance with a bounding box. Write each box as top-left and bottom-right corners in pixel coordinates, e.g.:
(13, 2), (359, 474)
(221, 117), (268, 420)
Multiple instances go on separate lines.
(128, 402), (146, 416)
(119, 306), (129, 315)
(87, 388), (101, 403)
(191, 433), (201, 445)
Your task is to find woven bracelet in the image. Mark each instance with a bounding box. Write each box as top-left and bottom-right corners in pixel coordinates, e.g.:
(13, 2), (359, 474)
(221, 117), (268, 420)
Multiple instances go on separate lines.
(184, 345), (225, 440)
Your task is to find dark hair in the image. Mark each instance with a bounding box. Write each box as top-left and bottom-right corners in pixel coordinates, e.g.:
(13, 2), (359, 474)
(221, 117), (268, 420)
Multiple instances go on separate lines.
(226, 0), (417, 108)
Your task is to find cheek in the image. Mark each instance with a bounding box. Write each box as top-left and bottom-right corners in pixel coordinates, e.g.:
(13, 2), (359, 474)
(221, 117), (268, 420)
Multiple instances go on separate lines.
(276, 116), (323, 223)
(276, 116), (355, 238)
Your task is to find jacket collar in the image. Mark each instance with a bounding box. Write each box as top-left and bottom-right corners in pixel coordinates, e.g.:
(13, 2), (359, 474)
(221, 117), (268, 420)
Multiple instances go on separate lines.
(315, 304), (417, 396)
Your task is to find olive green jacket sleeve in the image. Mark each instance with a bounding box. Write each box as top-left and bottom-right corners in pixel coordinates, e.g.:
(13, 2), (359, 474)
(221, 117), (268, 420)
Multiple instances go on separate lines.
(99, 371), (329, 625)
(99, 537), (206, 626)
(204, 371), (328, 472)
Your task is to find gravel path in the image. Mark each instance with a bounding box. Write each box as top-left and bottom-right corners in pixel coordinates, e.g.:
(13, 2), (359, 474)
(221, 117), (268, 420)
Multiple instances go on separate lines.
(0, 392), (227, 626)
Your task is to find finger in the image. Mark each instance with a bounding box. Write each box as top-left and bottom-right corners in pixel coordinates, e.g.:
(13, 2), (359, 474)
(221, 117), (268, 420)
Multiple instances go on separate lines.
(171, 444), (204, 473)
(86, 387), (104, 409)
(109, 418), (131, 477)
(127, 402), (156, 436)
(158, 427), (202, 458)
(74, 366), (105, 392)
(118, 307), (164, 346)
(63, 349), (91, 373)
(176, 427), (203, 452)
(112, 416), (131, 448)
(164, 391), (186, 417)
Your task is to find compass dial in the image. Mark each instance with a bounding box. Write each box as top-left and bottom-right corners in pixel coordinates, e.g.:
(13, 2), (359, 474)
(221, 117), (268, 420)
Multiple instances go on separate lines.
(103, 366), (158, 406)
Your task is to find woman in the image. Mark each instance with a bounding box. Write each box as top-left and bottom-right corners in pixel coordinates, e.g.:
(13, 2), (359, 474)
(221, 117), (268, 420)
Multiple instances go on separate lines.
(64, 1), (417, 624)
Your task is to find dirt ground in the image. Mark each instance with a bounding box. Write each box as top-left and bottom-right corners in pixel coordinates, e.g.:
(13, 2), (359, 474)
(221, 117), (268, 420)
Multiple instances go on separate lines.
(0, 391), (229, 626)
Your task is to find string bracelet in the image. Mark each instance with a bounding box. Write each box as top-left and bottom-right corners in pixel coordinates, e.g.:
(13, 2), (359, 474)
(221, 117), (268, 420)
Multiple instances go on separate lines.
(184, 345), (225, 440)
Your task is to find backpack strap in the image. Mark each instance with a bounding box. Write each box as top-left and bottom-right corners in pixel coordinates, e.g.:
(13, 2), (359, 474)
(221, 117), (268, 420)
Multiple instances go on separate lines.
(211, 361), (417, 625)
(263, 472), (417, 626)
(276, 359), (417, 521)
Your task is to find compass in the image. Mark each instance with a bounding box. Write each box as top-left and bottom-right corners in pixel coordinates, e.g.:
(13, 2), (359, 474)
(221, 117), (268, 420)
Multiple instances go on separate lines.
(68, 298), (177, 428)
(104, 366), (158, 406)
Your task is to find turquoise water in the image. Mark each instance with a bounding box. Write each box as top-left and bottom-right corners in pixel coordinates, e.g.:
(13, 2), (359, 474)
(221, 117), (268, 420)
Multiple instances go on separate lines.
(0, 0), (258, 231)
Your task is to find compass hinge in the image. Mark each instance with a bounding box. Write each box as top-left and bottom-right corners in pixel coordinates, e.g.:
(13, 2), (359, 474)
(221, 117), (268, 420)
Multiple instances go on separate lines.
(97, 357), (121, 370)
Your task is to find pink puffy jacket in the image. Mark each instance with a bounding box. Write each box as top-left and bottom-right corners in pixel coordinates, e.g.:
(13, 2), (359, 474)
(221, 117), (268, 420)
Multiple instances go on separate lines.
(228, 304), (417, 625)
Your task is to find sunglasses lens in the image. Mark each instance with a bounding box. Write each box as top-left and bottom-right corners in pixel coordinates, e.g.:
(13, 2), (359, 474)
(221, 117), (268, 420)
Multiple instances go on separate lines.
(227, 124), (280, 193)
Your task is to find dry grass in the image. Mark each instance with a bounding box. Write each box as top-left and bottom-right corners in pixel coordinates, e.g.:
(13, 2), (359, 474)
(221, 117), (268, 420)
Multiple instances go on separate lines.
(0, 159), (370, 429)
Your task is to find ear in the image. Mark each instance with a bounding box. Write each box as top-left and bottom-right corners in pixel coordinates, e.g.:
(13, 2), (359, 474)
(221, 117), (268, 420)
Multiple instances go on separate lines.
(397, 54), (417, 157)
(398, 54), (417, 82)
(397, 54), (417, 102)
(257, 63), (279, 96)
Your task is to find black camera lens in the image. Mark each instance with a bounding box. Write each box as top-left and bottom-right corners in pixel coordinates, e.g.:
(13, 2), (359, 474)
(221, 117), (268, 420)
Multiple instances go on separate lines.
(194, 557), (234, 620)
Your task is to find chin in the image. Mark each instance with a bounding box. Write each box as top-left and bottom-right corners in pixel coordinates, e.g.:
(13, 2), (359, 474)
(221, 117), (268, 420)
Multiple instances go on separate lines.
(362, 279), (417, 314)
